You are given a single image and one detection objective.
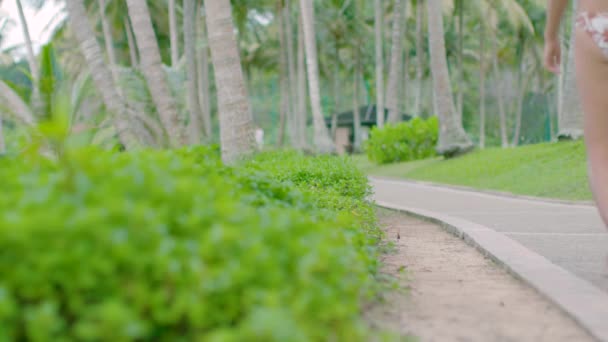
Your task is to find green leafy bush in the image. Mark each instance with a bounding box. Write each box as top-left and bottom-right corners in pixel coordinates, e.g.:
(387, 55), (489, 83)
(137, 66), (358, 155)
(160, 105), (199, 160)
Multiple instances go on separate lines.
(0, 146), (383, 341)
(365, 117), (439, 164)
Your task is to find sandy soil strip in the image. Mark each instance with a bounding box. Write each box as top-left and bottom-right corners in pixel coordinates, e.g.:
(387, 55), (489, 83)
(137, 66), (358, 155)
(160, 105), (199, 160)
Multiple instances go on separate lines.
(367, 209), (596, 342)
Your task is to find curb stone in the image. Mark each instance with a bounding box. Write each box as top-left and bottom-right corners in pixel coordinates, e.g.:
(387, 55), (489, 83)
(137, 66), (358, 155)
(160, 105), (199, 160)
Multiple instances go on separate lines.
(376, 200), (608, 342)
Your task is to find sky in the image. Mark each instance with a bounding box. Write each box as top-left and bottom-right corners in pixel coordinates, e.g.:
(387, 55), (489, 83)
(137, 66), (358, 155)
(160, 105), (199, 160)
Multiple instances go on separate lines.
(0, 0), (66, 59)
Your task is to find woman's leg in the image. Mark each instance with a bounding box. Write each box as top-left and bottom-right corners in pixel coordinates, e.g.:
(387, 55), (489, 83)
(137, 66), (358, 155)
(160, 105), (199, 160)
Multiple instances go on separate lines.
(575, 25), (608, 227)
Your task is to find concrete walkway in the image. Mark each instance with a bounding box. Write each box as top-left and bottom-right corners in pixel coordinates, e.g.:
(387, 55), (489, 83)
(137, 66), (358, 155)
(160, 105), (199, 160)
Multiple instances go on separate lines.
(371, 177), (608, 341)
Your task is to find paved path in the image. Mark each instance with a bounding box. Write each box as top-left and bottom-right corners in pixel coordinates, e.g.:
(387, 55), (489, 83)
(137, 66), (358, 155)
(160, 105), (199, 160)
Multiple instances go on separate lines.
(371, 177), (608, 292)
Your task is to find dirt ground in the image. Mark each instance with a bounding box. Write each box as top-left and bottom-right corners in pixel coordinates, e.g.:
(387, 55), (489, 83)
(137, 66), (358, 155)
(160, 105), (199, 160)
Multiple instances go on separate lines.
(367, 209), (596, 342)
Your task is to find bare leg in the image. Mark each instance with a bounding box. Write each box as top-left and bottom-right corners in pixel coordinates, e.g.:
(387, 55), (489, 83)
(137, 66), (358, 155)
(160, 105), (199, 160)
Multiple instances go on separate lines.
(575, 26), (608, 227)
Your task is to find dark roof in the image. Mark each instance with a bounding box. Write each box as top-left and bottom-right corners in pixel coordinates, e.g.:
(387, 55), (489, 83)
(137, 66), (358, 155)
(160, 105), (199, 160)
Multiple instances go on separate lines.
(321, 105), (412, 127)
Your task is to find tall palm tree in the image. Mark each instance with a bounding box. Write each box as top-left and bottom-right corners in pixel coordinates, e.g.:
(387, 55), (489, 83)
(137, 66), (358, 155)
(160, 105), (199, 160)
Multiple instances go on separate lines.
(414, 0), (424, 116)
(0, 79), (35, 125)
(296, 13), (309, 150)
(386, 0), (405, 123)
(98, 0), (117, 79)
(558, 0), (583, 140)
(426, 0), (472, 156)
(206, 0), (257, 163)
(125, 16), (139, 67)
(65, 0), (139, 149)
(455, 0), (464, 122)
(126, 0), (186, 147)
(196, 7), (212, 139)
(285, 0), (299, 148)
(169, 0), (179, 66)
(479, 17), (487, 148)
(374, 0), (385, 128)
(16, 0), (40, 114)
(299, 0), (335, 153)
(491, 32), (508, 147)
(184, 0), (201, 144)
(277, 0), (289, 146)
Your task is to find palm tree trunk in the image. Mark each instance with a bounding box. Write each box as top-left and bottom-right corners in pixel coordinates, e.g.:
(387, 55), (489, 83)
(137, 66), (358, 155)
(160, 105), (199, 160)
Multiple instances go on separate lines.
(126, 0), (185, 147)
(0, 79), (35, 125)
(296, 14), (308, 150)
(401, 0), (410, 113)
(386, 0), (405, 123)
(65, 0), (139, 149)
(206, 0), (257, 163)
(426, 0), (472, 156)
(285, 0), (298, 147)
(184, 0), (201, 144)
(511, 36), (529, 146)
(375, 0), (385, 128)
(353, 63), (362, 152)
(124, 16), (139, 68)
(558, 2), (584, 140)
(414, 0), (424, 116)
(278, 0), (288, 146)
(479, 20), (486, 149)
(98, 0), (117, 75)
(456, 0), (464, 123)
(169, 0), (179, 66)
(332, 45), (340, 128)
(196, 8), (213, 139)
(402, 42), (410, 113)
(512, 66), (532, 146)
(16, 0), (40, 115)
(299, 0), (335, 153)
(491, 32), (508, 148)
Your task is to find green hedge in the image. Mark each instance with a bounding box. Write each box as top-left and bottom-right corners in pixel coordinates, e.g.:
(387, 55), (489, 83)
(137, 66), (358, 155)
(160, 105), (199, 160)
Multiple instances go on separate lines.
(0, 146), (384, 341)
(365, 117), (439, 164)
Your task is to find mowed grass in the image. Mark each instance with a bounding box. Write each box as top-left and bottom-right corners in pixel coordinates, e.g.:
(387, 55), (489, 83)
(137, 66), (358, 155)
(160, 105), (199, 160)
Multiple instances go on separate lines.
(352, 140), (593, 201)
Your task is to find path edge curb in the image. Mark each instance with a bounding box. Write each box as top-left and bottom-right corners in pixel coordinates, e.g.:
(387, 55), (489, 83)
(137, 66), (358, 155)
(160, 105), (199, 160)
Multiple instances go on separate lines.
(376, 200), (608, 342)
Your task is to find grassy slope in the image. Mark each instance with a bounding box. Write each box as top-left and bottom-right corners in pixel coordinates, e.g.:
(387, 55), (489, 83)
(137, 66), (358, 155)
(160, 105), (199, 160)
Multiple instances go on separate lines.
(353, 141), (592, 201)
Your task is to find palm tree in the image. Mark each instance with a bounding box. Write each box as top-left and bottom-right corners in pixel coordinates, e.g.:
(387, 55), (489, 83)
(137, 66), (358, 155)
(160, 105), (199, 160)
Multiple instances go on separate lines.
(296, 13), (309, 150)
(491, 32), (508, 147)
(374, 0), (385, 128)
(277, 0), (289, 146)
(0, 79), (35, 125)
(169, 0), (179, 66)
(65, 0), (139, 149)
(285, 0), (299, 148)
(184, 0), (202, 144)
(479, 18), (487, 148)
(455, 0), (464, 122)
(414, 0), (424, 116)
(299, 0), (335, 153)
(558, 0), (583, 140)
(126, 0), (186, 147)
(125, 16), (139, 67)
(16, 0), (40, 114)
(196, 7), (212, 139)
(426, 0), (472, 156)
(206, 0), (257, 163)
(386, 0), (405, 123)
(98, 0), (118, 81)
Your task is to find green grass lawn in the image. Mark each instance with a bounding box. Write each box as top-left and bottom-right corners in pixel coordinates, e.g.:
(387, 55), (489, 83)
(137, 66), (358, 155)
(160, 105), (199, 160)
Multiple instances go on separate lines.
(352, 140), (593, 201)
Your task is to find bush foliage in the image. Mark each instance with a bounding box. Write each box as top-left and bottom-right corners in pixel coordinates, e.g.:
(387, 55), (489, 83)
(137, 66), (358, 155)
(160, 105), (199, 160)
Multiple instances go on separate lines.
(365, 117), (439, 164)
(0, 146), (384, 341)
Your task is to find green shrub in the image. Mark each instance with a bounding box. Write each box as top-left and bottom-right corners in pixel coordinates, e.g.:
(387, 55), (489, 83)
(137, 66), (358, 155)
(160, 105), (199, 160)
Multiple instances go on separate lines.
(0, 146), (383, 341)
(365, 117), (439, 164)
